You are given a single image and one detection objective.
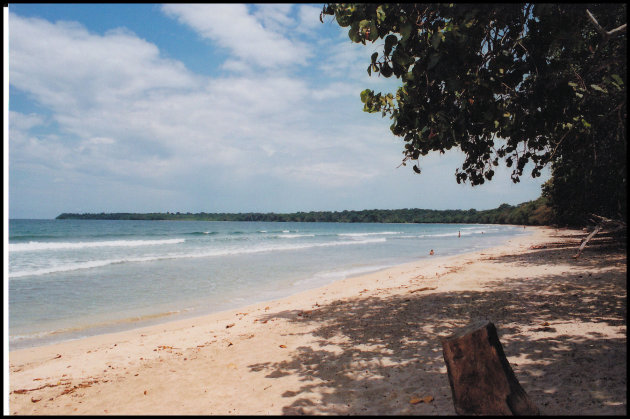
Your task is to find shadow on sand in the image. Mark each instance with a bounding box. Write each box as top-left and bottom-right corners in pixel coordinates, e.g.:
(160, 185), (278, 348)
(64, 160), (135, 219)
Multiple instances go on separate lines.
(249, 232), (626, 415)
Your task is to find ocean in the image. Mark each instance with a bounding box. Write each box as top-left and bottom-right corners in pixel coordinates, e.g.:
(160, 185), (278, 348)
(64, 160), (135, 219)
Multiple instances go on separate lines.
(8, 219), (530, 350)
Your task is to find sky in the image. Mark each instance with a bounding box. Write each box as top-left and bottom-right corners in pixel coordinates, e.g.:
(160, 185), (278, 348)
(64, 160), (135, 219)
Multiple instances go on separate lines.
(5, 4), (551, 219)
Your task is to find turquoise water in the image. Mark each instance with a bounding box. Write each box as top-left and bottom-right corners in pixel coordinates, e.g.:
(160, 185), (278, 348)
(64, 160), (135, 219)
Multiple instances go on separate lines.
(8, 219), (529, 349)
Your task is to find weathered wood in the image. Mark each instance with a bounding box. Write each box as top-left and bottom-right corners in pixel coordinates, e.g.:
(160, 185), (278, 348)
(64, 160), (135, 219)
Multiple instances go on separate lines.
(441, 320), (539, 415)
(573, 224), (602, 259)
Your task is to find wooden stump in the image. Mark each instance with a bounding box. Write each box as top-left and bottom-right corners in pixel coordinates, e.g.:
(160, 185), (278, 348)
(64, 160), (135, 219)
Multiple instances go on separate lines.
(441, 320), (539, 415)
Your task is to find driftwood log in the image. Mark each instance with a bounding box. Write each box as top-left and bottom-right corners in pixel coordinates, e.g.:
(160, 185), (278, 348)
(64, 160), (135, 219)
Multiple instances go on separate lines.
(573, 214), (627, 259)
(441, 320), (539, 415)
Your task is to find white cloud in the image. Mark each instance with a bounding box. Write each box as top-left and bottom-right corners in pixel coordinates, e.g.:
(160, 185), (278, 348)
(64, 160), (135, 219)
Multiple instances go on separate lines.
(8, 12), (395, 195)
(296, 5), (324, 35)
(9, 111), (45, 132)
(253, 4), (295, 32)
(275, 162), (377, 188)
(9, 14), (198, 114)
(161, 4), (311, 69)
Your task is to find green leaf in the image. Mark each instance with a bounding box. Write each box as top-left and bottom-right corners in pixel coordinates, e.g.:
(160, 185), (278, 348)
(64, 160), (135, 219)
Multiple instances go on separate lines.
(368, 21), (379, 41)
(427, 54), (440, 70)
(590, 84), (607, 93)
(384, 34), (398, 55)
(348, 23), (361, 43)
(376, 5), (386, 23)
(360, 89), (372, 103)
(431, 32), (442, 49)
(611, 74), (624, 85)
(334, 8), (354, 27)
(400, 22), (413, 41)
(380, 63), (393, 77)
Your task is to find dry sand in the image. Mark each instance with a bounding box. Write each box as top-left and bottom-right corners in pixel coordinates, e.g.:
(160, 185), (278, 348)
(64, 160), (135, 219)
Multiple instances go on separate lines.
(7, 226), (627, 415)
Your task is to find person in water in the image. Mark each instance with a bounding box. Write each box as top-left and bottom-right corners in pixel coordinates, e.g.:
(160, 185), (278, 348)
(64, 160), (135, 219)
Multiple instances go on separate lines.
(429, 249), (434, 255)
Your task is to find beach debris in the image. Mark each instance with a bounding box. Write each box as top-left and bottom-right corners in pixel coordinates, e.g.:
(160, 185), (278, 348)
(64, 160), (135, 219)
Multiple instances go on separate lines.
(31, 396), (42, 403)
(264, 306), (270, 311)
(279, 344), (287, 348)
(144, 390), (147, 395)
(408, 286), (437, 294)
(13, 381), (66, 394)
(227, 341), (233, 347)
(226, 323), (235, 329)
(410, 395), (433, 404)
(53, 354), (62, 359)
(156, 345), (175, 351)
(442, 320), (539, 415)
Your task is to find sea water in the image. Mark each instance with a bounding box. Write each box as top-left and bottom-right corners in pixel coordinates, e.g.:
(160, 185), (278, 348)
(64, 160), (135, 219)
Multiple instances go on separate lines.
(8, 219), (530, 350)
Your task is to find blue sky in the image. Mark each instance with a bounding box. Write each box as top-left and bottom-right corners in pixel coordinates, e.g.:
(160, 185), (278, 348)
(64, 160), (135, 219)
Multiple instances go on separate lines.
(6, 4), (550, 219)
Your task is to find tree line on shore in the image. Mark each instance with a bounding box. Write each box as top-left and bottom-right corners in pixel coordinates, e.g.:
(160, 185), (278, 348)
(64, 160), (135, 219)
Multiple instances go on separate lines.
(57, 196), (553, 225)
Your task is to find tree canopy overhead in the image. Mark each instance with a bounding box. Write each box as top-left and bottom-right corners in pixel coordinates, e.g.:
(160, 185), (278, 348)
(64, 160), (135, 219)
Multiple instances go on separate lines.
(321, 3), (626, 224)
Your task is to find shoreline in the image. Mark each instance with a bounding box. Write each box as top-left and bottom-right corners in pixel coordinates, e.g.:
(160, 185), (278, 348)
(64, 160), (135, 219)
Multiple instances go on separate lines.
(7, 226), (626, 415)
(8, 224), (524, 352)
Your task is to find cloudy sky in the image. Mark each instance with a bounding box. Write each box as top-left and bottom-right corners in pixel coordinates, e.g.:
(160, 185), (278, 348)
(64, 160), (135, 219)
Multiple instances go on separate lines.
(6, 4), (550, 219)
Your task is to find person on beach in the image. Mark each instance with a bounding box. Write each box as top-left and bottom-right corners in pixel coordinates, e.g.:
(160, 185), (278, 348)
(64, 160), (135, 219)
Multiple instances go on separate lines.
(429, 249), (434, 255)
(458, 231), (461, 237)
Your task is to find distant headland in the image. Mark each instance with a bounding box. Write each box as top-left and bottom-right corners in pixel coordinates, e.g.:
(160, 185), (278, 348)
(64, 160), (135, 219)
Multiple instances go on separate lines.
(56, 197), (551, 225)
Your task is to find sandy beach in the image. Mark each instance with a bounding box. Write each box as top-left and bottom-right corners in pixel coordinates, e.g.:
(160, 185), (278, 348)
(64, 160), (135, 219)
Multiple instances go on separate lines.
(7, 226), (626, 415)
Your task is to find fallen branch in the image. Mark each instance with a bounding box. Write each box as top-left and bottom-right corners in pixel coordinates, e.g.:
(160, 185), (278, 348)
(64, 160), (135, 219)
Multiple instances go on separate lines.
(573, 214), (626, 259)
(573, 225), (602, 259)
(588, 214), (627, 231)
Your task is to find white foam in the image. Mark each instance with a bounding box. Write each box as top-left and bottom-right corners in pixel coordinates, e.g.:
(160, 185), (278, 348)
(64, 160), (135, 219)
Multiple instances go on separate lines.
(277, 234), (315, 239)
(338, 231), (401, 237)
(9, 238), (387, 278)
(9, 238), (186, 252)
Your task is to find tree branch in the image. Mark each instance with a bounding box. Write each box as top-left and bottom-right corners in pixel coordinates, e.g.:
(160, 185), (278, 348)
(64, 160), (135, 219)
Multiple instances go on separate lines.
(586, 9), (627, 40)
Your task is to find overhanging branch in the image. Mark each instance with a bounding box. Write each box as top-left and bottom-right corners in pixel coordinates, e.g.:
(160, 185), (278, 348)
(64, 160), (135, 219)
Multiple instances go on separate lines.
(586, 9), (627, 41)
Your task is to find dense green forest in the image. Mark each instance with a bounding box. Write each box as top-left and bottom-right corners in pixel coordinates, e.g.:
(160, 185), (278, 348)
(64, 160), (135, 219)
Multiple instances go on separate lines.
(57, 196), (552, 225)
